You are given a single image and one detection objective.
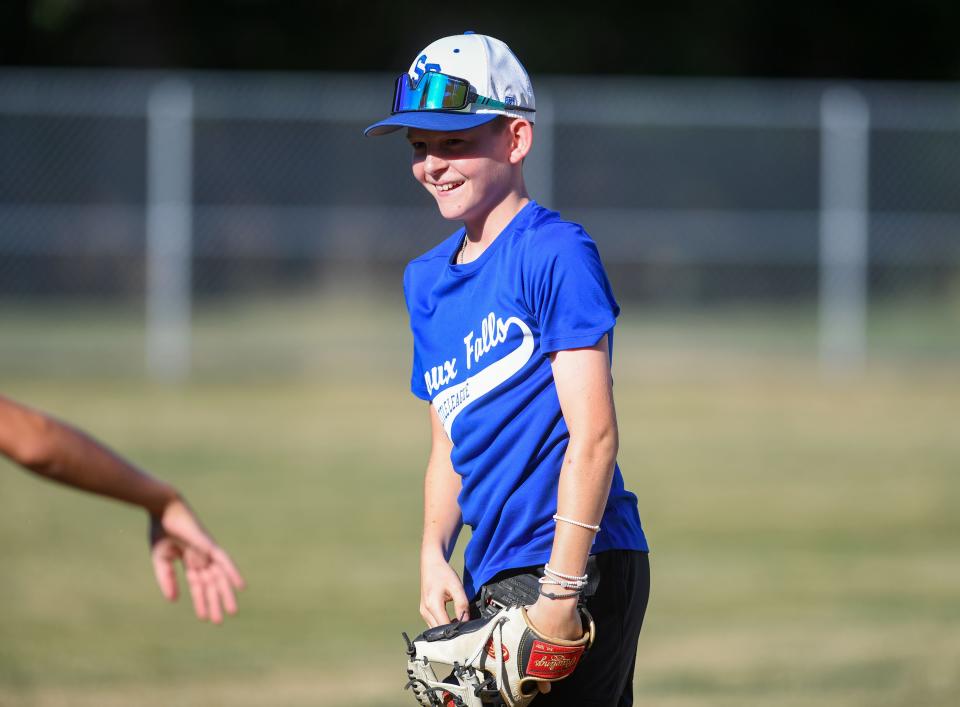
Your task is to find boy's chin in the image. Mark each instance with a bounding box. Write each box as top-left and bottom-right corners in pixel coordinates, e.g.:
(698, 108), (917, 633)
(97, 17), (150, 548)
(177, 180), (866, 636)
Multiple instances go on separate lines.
(433, 200), (468, 220)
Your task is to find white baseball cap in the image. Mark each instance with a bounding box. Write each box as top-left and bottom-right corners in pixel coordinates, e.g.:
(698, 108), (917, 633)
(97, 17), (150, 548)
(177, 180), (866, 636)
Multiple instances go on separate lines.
(364, 31), (536, 137)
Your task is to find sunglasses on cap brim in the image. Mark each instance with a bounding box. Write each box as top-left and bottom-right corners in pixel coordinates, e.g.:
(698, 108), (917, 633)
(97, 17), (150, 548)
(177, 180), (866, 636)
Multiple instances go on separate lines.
(392, 72), (535, 115)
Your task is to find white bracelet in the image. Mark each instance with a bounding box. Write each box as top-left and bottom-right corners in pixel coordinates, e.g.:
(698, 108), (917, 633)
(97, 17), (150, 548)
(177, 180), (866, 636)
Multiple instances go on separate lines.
(542, 564), (588, 582)
(553, 514), (600, 533)
(539, 564), (589, 591)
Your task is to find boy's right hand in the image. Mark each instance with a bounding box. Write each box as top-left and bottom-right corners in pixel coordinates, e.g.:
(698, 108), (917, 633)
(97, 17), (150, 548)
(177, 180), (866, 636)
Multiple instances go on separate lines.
(419, 554), (469, 627)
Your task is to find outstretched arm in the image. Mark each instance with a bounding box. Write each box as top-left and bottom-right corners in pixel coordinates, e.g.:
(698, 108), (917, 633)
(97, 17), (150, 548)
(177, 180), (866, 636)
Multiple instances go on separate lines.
(525, 335), (618, 639)
(0, 394), (245, 623)
(419, 404), (469, 627)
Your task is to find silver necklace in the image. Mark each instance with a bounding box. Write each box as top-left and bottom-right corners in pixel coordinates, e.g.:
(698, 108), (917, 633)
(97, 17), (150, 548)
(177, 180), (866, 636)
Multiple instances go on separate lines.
(458, 235), (469, 264)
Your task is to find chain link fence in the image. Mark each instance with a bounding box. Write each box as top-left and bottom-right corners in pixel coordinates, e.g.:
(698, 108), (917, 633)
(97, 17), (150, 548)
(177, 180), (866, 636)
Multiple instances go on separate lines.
(1, 70), (958, 378)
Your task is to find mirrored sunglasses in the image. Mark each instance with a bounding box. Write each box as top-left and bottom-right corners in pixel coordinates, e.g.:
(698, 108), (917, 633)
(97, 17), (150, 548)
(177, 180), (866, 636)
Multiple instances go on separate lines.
(392, 72), (535, 115)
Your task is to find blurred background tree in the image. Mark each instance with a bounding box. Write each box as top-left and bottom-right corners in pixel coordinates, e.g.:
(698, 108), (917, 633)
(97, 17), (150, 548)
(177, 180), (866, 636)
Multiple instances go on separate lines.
(3, 0), (960, 79)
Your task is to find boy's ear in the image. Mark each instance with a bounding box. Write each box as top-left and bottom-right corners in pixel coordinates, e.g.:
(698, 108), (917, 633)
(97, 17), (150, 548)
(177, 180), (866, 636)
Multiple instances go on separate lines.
(507, 119), (533, 165)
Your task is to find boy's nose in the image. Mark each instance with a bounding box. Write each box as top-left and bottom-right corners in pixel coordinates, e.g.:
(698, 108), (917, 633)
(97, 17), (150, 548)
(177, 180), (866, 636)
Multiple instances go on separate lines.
(423, 152), (447, 175)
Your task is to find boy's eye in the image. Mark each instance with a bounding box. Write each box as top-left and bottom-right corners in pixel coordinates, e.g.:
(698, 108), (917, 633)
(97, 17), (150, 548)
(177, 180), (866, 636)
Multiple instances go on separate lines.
(409, 141), (426, 150)
(444, 139), (465, 148)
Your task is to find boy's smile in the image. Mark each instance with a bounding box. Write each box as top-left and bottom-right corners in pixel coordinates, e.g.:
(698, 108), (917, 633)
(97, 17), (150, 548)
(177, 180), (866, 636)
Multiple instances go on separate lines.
(408, 124), (508, 221)
(407, 119), (531, 241)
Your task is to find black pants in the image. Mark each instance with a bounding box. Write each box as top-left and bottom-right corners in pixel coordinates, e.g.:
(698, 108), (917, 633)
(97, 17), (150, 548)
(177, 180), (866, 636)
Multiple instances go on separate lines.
(472, 550), (650, 707)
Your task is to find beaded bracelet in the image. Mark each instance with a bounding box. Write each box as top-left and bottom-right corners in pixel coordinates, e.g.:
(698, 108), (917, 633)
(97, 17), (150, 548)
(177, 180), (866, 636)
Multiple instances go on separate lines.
(538, 563), (589, 600)
(553, 514), (600, 532)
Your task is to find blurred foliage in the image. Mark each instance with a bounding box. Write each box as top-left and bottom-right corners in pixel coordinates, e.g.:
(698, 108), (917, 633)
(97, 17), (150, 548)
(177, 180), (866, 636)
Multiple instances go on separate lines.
(2, 0), (960, 79)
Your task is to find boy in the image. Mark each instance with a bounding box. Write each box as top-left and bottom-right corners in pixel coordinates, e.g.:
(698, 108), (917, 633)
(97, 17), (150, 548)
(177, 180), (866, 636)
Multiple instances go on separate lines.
(0, 394), (244, 623)
(366, 33), (649, 706)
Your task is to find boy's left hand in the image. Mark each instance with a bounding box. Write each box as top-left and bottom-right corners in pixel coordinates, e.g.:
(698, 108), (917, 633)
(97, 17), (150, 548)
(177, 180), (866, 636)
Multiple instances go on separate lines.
(525, 595), (584, 640)
(525, 597), (588, 695)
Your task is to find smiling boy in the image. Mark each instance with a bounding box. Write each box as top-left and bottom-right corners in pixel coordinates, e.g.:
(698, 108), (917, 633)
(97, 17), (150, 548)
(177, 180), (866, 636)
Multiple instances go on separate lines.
(366, 33), (650, 706)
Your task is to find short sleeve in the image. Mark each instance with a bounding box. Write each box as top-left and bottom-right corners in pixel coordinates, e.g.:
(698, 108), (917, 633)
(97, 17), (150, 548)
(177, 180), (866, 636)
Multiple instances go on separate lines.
(409, 347), (431, 401)
(529, 227), (620, 355)
(403, 264), (432, 401)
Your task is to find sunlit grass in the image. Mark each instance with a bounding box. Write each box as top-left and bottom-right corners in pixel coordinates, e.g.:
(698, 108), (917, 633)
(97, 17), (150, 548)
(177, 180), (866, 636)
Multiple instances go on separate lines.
(1, 295), (958, 705)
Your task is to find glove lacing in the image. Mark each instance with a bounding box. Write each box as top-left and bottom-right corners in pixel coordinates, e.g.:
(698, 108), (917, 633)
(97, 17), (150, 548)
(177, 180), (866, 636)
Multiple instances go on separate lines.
(466, 613), (511, 699)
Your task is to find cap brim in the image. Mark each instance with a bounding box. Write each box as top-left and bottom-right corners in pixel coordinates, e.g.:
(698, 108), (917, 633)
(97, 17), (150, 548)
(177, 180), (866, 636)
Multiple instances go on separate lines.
(364, 111), (499, 137)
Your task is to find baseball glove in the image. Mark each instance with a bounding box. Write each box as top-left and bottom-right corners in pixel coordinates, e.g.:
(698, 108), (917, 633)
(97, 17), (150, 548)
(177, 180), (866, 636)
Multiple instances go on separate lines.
(403, 604), (595, 707)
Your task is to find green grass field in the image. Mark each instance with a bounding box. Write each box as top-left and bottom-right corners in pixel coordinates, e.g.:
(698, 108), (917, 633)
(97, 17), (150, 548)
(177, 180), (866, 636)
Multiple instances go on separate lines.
(1, 294), (958, 706)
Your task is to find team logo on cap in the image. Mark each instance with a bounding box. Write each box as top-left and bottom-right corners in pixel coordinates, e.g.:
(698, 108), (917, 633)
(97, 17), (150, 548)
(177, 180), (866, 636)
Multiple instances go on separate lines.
(412, 54), (441, 81)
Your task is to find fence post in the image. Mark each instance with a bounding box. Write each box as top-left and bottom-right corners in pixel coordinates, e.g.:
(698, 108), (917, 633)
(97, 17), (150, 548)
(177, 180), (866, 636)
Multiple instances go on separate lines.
(819, 87), (870, 376)
(145, 79), (194, 382)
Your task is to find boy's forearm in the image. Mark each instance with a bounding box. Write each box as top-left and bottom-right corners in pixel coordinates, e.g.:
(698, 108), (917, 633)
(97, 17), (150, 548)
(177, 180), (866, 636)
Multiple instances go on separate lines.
(421, 456), (463, 563)
(421, 521), (462, 565)
(547, 432), (619, 576)
(546, 339), (619, 577)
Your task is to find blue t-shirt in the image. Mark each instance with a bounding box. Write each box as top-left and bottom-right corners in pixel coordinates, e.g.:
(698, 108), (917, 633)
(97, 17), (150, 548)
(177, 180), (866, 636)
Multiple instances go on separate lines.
(403, 201), (648, 600)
